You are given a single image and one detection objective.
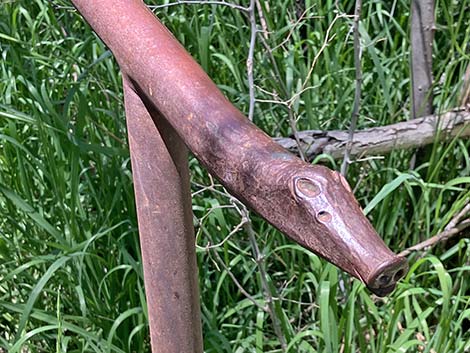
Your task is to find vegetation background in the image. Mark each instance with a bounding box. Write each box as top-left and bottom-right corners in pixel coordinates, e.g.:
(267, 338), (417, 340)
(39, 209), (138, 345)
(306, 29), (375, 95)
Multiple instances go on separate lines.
(0, 0), (469, 352)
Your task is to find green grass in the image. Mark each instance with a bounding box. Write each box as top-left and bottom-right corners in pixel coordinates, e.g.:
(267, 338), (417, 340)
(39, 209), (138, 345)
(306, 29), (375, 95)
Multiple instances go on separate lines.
(1, 0), (470, 352)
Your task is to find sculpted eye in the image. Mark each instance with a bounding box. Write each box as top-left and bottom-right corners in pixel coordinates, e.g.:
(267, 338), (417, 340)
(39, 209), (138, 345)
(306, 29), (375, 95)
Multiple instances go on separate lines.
(294, 177), (321, 199)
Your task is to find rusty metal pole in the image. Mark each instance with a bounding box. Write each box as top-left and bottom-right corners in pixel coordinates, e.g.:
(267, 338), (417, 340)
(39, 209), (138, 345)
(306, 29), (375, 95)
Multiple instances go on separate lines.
(71, 0), (409, 350)
(123, 80), (203, 353)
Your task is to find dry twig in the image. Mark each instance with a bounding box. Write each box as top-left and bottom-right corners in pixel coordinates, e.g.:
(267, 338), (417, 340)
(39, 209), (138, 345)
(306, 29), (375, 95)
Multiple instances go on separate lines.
(341, 0), (362, 176)
(255, 0), (269, 39)
(288, 110), (306, 161)
(148, 0), (248, 12)
(243, 208), (288, 352)
(193, 175), (287, 350)
(399, 219), (470, 257)
(271, 5), (318, 52)
(399, 203), (470, 257)
(211, 248), (267, 311)
(247, 0), (257, 121)
(291, 14), (349, 106)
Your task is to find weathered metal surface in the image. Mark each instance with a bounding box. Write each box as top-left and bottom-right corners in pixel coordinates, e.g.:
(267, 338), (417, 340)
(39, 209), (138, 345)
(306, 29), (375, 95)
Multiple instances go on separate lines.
(124, 79), (203, 353)
(71, 0), (407, 297)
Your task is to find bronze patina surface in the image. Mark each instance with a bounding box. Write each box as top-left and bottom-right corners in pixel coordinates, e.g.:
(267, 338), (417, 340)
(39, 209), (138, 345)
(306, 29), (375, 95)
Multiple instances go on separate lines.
(71, 0), (408, 351)
(71, 0), (407, 296)
(124, 79), (203, 352)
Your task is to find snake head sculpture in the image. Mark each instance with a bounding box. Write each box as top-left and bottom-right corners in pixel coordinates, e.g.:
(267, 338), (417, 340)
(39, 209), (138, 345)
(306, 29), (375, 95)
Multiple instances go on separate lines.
(71, 0), (408, 296)
(217, 146), (408, 297)
(286, 165), (408, 296)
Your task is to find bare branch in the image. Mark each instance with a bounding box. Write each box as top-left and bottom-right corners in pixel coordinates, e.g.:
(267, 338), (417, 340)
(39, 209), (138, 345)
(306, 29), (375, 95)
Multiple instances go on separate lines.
(211, 247), (267, 311)
(341, 0), (362, 176)
(255, 0), (269, 39)
(399, 219), (470, 257)
(196, 216), (247, 250)
(148, 0), (249, 12)
(275, 110), (470, 161)
(290, 14), (349, 107)
(243, 208), (287, 352)
(247, 0), (257, 121)
(410, 0), (435, 119)
(288, 110), (306, 161)
(271, 5), (319, 52)
(445, 203), (470, 231)
(459, 63), (470, 108)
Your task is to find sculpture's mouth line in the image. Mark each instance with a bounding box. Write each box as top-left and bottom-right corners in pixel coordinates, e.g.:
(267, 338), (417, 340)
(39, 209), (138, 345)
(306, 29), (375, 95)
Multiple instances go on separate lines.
(366, 257), (409, 297)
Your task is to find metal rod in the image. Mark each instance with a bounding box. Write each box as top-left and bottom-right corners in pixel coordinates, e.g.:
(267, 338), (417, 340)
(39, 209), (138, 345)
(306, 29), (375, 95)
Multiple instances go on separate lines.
(71, 0), (408, 297)
(124, 79), (203, 353)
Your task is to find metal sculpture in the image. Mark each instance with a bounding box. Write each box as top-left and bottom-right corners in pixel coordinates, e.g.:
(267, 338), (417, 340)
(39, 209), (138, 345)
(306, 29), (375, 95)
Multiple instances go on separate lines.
(70, 1), (408, 352)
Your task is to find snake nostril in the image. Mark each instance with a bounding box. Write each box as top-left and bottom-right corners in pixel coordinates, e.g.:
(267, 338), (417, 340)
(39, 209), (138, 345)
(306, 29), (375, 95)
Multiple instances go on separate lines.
(370, 260), (408, 296)
(378, 274), (391, 286)
(393, 269), (405, 281)
(377, 268), (405, 287)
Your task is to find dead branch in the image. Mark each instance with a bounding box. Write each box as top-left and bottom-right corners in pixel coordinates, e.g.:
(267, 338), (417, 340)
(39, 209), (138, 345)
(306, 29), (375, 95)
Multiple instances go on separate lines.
(399, 219), (470, 257)
(400, 201), (470, 257)
(459, 63), (470, 108)
(410, 0), (435, 119)
(341, 0), (362, 176)
(148, 1), (248, 12)
(445, 203), (470, 231)
(247, 0), (257, 121)
(211, 247), (267, 311)
(255, 0), (268, 39)
(243, 208), (287, 352)
(288, 110), (306, 161)
(275, 110), (470, 161)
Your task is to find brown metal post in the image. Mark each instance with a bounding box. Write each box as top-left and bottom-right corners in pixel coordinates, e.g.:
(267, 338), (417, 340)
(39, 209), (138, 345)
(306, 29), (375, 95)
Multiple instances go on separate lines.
(71, 0), (408, 296)
(124, 80), (203, 353)
(70, 0), (410, 350)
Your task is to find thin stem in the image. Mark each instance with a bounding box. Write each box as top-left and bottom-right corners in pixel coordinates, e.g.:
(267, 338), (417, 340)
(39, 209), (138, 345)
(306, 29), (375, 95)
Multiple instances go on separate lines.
(400, 203), (470, 257)
(211, 248), (267, 311)
(288, 110), (306, 161)
(255, 0), (269, 39)
(149, 0), (249, 12)
(399, 219), (470, 257)
(341, 0), (362, 176)
(243, 209), (287, 352)
(247, 0), (257, 121)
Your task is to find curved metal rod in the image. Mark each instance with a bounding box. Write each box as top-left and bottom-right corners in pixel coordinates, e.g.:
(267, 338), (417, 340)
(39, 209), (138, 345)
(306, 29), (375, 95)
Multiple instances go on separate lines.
(71, 0), (407, 296)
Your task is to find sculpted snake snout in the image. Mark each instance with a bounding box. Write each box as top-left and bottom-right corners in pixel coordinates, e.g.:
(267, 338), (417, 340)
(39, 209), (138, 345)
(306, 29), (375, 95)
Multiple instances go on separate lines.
(366, 257), (408, 296)
(290, 169), (408, 296)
